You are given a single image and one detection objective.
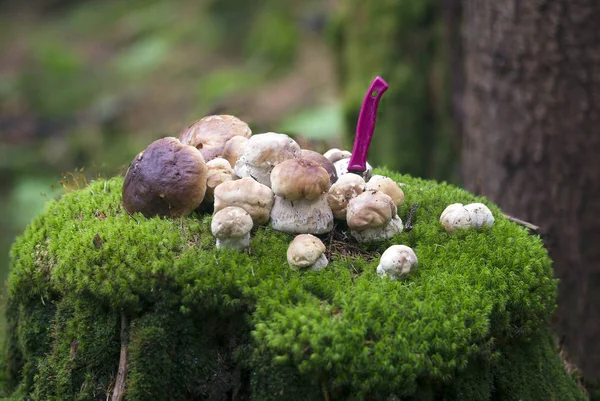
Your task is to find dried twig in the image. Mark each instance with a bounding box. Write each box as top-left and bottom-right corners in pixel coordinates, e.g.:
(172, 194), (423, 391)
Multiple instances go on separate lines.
(503, 214), (540, 231)
(112, 312), (129, 401)
(404, 203), (419, 232)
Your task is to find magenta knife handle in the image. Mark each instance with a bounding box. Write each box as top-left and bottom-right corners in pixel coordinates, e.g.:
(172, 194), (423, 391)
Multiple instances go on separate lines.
(347, 76), (389, 173)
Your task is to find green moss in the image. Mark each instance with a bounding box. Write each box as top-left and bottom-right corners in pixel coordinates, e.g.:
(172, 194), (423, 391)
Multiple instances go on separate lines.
(1, 171), (584, 399)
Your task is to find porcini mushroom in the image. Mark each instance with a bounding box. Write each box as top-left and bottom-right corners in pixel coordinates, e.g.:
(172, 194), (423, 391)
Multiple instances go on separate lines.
(327, 173), (366, 220)
(122, 137), (208, 218)
(440, 203), (472, 232)
(366, 175), (405, 207)
(464, 203), (495, 229)
(301, 149), (338, 184)
(234, 132), (302, 187)
(204, 158), (234, 203)
(346, 190), (403, 242)
(213, 177), (274, 226)
(323, 148), (352, 164)
(211, 206), (253, 252)
(270, 159), (334, 234)
(376, 245), (418, 280)
(287, 234), (328, 271)
(222, 136), (248, 173)
(179, 115), (251, 162)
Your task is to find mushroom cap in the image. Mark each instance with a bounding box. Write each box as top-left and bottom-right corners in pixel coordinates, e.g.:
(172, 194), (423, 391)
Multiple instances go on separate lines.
(271, 159), (331, 201)
(213, 177), (274, 225)
(179, 115), (251, 162)
(301, 149), (338, 184)
(346, 190), (396, 230)
(327, 173), (366, 219)
(211, 206), (253, 239)
(333, 157), (373, 181)
(464, 203), (495, 228)
(376, 245), (418, 279)
(323, 148), (352, 164)
(270, 195), (334, 234)
(366, 175), (405, 207)
(286, 234), (327, 269)
(204, 158), (234, 202)
(440, 203), (472, 232)
(222, 136), (249, 171)
(122, 137), (208, 218)
(351, 215), (403, 243)
(234, 132), (302, 187)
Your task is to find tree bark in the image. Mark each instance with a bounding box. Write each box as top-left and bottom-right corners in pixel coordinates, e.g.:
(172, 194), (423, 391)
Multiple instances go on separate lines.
(459, 0), (600, 379)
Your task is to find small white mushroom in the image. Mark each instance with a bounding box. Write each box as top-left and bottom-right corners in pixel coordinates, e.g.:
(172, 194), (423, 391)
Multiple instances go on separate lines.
(376, 245), (418, 280)
(440, 203), (471, 232)
(211, 207), (253, 251)
(346, 190), (403, 242)
(327, 173), (366, 220)
(270, 159), (334, 234)
(287, 234), (328, 271)
(204, 158), (234, 203)
(213, 177), (274, 225)
(366, 175), (405, 207)
(464, 203), (495, 228)
(234, 132), (301, 187)
(333, 157), (373, 181)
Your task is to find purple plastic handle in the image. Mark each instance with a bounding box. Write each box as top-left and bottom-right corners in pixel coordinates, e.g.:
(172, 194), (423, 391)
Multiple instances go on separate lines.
(347, 76), (389, 173)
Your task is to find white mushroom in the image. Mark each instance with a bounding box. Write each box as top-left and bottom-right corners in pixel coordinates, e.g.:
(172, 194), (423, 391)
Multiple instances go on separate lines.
(270, 159), (334, 234)
(222, 136), (249, 172)
(327, 173), (366, 220)
(211, 207), (253, 251)
(376, 245), (418, 280)
(323, 148), (352, 164)
(440, 203), (472, 232)
(464, 203), (495, 229)
(346, 190), (403, 242)
(213, 177), (274, 226)
(333, 157), (373, 181)
(287, 234), (328, 271)
(366, 175), (405, 207)
(179, 115), (251, 162)
(204, 158), (234, 203)
(234, 132), (301, 187)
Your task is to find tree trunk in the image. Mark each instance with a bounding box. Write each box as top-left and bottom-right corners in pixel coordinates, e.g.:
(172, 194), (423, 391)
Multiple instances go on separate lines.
(459, 0), (600, 379)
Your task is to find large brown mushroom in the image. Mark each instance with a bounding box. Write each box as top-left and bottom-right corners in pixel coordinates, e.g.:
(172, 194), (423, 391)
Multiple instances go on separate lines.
(301, 149), (338, 185)
(122, 137), (208, 218)
(179, 115), (252, 162)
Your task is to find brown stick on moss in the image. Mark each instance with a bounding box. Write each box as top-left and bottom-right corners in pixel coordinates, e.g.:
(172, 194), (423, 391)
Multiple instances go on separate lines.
(112, 312), (129, 401)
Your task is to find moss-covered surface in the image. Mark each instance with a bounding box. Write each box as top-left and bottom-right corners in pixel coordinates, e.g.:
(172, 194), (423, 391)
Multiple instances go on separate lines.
(1, 169), (585, 400)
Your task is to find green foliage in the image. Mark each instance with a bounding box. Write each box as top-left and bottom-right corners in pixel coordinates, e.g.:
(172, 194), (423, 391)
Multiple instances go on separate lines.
(1, 170), (583, 399)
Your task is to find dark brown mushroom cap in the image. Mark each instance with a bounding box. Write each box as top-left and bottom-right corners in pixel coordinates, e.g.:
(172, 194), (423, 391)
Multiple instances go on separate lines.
(122, 137), (208, 218)
(179, 115), (251, 162)
(301, 149), (338, 184)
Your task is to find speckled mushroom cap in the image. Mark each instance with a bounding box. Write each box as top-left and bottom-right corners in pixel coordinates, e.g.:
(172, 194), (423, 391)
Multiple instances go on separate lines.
(234, 132), (302, 187)
(122, 137), (208, 218)
(327, 173), (366, 219)
(377, 245), (418, 280)
(204, 158), (234, 202)
(222, 136), (249, 171)
(179, 115), (252, 162)
(440, 203), (472, 232)
(286, 234), (326, 268)
(366, 175), (405, 207)
(323, 148), (352, 164)
(211, 207), (253, 239)
(271, 159), (331, 201)
(346, 190), (396, 230)
(300, 149), (338, 184)
(213, 177), (274, 225)
(464, 203), (495, 228)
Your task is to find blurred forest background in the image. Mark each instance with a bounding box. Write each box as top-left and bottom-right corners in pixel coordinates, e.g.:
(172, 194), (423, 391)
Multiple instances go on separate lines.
(1, 0), (598, 392)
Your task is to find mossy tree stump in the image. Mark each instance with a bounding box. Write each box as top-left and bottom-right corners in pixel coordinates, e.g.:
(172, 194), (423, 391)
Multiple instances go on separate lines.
(2, 171), (585, 400)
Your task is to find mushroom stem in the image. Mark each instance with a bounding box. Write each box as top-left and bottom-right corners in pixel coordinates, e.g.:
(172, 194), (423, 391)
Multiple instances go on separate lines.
(347, 76), (389, 173)
(216, 233), (251, 252)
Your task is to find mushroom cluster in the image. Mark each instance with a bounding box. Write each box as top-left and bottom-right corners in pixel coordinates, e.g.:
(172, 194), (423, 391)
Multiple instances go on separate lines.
(440, 202), (495, 232)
